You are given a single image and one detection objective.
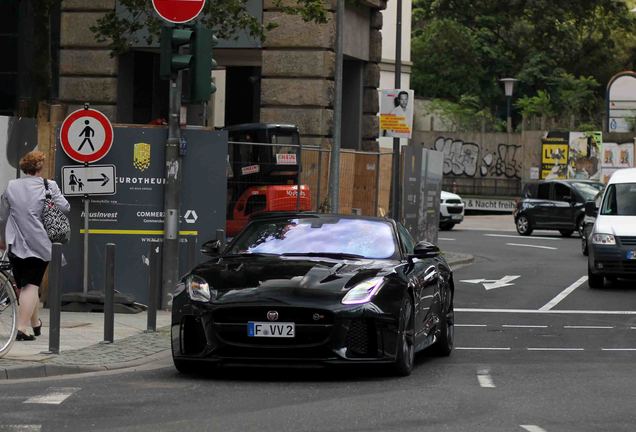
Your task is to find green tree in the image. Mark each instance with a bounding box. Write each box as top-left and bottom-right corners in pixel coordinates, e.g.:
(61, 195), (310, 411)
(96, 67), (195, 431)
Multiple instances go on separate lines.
(92, 0), (328, 54)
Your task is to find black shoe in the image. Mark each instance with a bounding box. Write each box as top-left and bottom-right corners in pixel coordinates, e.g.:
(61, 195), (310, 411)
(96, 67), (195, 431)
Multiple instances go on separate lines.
(32, 319), (42, 336)
(16, 330), (35, 341)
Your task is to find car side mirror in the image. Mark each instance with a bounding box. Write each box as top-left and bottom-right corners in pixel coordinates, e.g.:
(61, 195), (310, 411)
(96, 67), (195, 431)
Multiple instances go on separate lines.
(584, 200), (598, 217)
(410, 241), (440, 259)
(201, 229), (226, 256)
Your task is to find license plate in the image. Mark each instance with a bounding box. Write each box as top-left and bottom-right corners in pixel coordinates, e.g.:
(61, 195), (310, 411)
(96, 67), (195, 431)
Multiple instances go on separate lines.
(451, 214), (463, 220)
(627, 251), (636, 260)
(247, 321), (295, 338)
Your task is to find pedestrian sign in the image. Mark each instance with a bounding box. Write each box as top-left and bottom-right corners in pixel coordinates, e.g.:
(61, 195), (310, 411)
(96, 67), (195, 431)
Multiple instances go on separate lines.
(60, 108), (114, 163)
(61, 165), (116, 196)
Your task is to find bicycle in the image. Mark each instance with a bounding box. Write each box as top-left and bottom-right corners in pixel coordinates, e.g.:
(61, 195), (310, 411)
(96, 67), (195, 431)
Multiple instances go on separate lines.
(0, 250), (18, 358)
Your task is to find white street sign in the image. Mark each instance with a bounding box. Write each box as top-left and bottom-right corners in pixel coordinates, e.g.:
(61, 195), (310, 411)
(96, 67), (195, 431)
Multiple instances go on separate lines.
(461, 275), (521, 291)
(61, 165), (116, 196)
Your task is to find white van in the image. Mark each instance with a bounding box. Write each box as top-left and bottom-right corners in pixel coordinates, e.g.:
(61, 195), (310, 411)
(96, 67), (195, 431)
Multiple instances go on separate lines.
(587, 168), (636, 288)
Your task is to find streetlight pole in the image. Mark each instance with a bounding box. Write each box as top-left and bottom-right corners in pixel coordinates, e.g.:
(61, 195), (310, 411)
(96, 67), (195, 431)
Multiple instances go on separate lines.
(500, 78), (518, 134)
(390, 0), (403, 221)
(328, 0), (344, 213)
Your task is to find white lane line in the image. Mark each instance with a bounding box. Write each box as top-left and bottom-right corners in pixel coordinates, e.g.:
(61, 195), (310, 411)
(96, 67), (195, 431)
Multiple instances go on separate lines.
(24, 387), (80, 405)
(0, 427), (42, 432)
(477, 369), (495, 388)
(601, 348), (636, 351)
(456, 324), (487, 327)
(506, 243), (558, 250)
(564, 325), (614, 329)
(521, 426), (547, 432)
(527, 348), (584, 351)
(456, 347), (511, 351)
(457, 308), (636, 315)
(503, 325), (548, 328)
(486, 234), (561, 241)
(539, 276), (588, 311)
(438, 237), (455, 241)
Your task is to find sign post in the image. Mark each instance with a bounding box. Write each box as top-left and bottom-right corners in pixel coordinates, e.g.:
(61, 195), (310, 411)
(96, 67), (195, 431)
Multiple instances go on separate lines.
(60, 104), (114, 295)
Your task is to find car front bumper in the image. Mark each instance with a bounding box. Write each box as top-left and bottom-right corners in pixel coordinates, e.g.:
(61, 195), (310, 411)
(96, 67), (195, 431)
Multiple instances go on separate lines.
(588, 244), (636, 278)
(171, 295), (402, 366)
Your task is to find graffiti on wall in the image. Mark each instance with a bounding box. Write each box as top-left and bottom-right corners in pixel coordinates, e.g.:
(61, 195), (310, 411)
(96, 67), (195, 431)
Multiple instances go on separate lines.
(432, 137), (522, 179)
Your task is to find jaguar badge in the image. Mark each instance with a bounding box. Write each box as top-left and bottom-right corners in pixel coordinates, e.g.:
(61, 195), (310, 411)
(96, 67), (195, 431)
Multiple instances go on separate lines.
(267, 310), (279, 321)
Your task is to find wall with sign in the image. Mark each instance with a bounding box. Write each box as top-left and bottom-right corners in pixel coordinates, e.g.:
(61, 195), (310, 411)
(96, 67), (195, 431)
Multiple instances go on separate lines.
(402, 144), (443, 244)
(55, 126), (227, 304)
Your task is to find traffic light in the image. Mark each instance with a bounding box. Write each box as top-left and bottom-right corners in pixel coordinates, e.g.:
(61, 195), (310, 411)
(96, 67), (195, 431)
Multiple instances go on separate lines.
(189, 23), (218, 103)
(160, 26), (194, 79)
(159, 24), (218, 102)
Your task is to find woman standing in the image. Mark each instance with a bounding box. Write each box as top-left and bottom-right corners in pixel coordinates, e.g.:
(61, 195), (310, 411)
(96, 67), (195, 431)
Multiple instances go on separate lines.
(0, 151), (70, 340)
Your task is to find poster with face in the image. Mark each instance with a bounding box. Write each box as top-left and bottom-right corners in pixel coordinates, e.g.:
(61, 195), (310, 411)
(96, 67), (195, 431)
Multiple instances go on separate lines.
(379, 89), (414, 139)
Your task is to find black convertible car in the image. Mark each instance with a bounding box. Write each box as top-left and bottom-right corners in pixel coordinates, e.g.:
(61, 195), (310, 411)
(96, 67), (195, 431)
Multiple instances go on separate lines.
(171, 213), (455, 376)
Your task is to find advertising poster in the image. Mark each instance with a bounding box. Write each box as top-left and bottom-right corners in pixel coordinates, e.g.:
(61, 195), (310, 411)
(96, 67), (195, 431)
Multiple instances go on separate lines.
(601, 141), (635, 183)
(0, 116), (37, 191)
(379, 89), (414, 139)
(541, 135), (569, 179)
(56, 126), (227, 304)
(567, 131), (601, 180)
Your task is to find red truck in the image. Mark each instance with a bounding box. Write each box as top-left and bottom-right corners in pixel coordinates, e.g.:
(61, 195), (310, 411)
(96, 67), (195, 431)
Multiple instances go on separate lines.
(224, 123), (311, 237)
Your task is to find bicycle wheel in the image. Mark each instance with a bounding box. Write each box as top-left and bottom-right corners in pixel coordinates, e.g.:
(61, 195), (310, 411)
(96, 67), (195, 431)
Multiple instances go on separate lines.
(0, 271), (18, 358)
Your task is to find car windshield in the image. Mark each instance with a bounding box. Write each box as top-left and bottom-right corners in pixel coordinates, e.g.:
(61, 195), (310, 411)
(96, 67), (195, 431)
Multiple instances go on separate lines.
(571, 182), (604, 201)
(228, 217), (398, 259)
(600, 183), (636, 216)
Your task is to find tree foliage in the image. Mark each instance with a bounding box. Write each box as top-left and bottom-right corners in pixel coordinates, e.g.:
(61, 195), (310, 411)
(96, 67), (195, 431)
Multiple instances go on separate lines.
(411, 0), (636, 125)
(92, 0), (328, 55)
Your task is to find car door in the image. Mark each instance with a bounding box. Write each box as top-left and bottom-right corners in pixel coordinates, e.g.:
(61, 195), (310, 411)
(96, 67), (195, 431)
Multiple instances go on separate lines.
(397, 224), (435, 343)
(530, 182), (553, 227)
(551, 182), (575, 228)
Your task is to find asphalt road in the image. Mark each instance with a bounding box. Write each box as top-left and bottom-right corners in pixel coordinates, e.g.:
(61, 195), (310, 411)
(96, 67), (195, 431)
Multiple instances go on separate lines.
(1, 217), (636, 432)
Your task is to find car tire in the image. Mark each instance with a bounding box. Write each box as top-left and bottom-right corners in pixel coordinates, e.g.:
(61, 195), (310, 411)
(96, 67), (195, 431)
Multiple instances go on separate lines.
(516, 215), (533, 236)
(173, 358), (200, 375)
(432, 288), (454, 357)
(440, 222), (455, 231)
(581, 235), (588, 256)
(588, 267), (604, 289)
(577, 217), (585, 237)
(559, 230), (574, 237)
(392, 296), (415, 377)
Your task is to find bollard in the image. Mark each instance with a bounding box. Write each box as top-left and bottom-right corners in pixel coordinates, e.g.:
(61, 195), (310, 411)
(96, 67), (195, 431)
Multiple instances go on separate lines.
(47, 243), (63, 355)
(147, 242), (162, 332)
(186, 236), (197, 271)
(103, 243), (115, 343)
(216, 229), (225, 244)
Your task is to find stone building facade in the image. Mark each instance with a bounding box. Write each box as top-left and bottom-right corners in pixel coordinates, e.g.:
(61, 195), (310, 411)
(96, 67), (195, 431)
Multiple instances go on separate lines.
(55, 0), (386, 151)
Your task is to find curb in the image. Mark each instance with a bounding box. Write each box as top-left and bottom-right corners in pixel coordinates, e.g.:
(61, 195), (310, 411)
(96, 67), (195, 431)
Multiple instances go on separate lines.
(447, 253), (474, 270)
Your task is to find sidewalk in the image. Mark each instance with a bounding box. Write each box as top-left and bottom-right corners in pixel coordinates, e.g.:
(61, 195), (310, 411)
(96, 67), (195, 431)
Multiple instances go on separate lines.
(0, 253), (473, 380)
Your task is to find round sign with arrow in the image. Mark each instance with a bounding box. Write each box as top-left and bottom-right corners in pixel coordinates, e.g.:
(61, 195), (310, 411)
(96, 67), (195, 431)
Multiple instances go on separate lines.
(60, 108), (114, 164)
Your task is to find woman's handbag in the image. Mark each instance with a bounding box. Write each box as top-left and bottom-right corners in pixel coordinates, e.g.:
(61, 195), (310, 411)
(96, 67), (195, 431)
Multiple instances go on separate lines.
(42, 179), (70, 244)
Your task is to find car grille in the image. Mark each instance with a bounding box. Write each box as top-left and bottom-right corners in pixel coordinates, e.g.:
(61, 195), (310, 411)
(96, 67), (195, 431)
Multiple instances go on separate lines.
(447, 206), (463, 214)
(596, 260), (636, 274)
(446, 199), (462, 204)
(345, 319), (377, 357)
(619, 236), (636, 246)
(212, 306), (334, 348)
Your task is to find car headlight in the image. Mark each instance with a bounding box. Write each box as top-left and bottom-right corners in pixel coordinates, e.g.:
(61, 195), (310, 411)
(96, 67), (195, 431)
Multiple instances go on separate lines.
(342, 277), (385, 305)
(186, 275), (215, 302)
(591, 233), (616, 245)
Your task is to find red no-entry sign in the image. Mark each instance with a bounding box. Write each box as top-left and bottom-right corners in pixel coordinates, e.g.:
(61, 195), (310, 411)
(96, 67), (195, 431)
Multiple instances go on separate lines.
(60, 108), (114, 164)
(152, 0), (206, 24)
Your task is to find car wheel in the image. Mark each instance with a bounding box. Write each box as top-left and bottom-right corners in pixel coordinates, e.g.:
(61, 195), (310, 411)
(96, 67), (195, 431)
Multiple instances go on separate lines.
(559, 230), (574, 237)
(577, 217), (585, 237)
(581, 235), (588, 256)
(516, 215), (533, 236)
(440, 222), (455, 231)
(432, 288), (454, 357)
(173, 358), (200, 375)
(588, 267), (604, 289)
(392, 296), (415, 377)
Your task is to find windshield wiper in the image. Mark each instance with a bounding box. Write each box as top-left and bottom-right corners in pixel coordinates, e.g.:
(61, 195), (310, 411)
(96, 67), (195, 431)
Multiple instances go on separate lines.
(222, 252), (278, 258)
(281, 252), (365, 259)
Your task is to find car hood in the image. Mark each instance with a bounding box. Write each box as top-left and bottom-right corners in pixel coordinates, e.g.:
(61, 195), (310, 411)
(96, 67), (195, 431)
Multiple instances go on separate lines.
(594, 216), (636, 237)
(441, 190), (462, 201)
(190, 255), (400, 305)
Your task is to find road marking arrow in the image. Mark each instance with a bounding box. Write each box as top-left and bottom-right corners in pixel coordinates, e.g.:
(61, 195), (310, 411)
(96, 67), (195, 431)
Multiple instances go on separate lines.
(87, 173), (110, 187)
(460, 275), (521, 291)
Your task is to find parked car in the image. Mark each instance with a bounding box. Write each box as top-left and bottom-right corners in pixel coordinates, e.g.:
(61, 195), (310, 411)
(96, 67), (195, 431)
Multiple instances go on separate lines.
(587, 168), (636, 288)
(171, 213), (455, 376)
(440, 191), (464, 230)
(581, 193), (603, 256)
(513, 179), (604, 236)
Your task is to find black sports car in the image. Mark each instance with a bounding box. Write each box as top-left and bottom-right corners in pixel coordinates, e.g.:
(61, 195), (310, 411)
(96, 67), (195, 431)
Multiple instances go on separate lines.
(171, 213), (455, 376)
